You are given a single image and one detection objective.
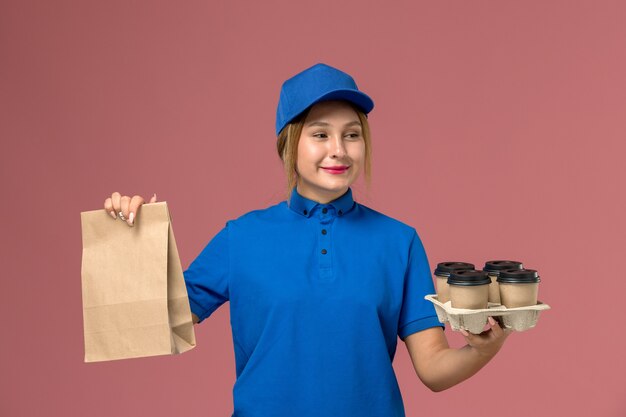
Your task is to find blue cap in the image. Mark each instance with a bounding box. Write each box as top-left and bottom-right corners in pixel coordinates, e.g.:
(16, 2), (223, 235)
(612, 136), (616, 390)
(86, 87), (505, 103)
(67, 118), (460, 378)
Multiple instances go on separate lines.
(275, 63), (374, 136)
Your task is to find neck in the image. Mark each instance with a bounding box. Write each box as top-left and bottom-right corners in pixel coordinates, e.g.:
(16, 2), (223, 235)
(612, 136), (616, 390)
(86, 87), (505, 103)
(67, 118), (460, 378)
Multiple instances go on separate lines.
(296, 184), (347, 204)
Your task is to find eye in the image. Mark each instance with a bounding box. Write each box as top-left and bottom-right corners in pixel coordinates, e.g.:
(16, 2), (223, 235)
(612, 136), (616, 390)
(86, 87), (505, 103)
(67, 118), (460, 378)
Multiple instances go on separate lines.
(312, 132), (328, 139)
(344, 132), (362, 140)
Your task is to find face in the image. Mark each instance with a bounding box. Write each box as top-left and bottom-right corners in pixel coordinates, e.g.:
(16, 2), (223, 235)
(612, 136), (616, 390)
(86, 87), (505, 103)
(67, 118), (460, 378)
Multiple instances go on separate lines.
(296, 100), (365, 203)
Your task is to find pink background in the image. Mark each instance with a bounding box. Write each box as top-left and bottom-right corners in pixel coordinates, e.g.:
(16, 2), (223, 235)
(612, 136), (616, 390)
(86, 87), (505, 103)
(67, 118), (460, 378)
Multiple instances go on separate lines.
(2, 1), (625, 416)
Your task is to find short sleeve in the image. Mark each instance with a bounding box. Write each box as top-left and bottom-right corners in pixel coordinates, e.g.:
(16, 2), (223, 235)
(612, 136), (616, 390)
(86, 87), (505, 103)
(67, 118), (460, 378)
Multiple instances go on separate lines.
(398, 230), (443, 340)
(183, 223), (230, 323)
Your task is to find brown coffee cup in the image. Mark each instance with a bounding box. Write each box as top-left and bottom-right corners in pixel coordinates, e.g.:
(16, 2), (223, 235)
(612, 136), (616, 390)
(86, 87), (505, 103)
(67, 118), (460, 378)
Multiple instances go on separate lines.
(497, 269), (540, 308)
(483, 260), (523, 304)
(447, 270), (491, 309)
(433, 262), (475, 303)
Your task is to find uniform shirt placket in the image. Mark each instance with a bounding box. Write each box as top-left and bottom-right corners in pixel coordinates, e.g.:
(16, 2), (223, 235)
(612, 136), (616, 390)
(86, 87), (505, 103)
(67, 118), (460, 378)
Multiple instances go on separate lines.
(317, 205), (335, 281)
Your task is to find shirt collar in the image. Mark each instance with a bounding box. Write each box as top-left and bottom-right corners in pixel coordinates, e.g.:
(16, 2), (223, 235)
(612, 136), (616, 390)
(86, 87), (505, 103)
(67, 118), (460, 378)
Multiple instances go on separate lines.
(288, 187), (355, 218)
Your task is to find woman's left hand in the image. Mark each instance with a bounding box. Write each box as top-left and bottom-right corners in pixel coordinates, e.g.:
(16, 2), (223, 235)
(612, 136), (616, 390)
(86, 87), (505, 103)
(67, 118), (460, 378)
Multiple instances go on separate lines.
(460, 317), (511, 358)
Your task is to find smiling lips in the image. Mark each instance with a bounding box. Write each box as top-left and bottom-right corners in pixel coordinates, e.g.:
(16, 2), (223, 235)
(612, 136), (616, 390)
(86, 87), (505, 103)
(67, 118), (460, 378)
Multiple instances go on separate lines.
(321, 165), (349, 174)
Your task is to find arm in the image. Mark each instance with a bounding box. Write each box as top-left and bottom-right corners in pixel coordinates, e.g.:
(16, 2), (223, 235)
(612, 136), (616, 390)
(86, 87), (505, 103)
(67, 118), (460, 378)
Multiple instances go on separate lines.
(404, 317), (510, 392)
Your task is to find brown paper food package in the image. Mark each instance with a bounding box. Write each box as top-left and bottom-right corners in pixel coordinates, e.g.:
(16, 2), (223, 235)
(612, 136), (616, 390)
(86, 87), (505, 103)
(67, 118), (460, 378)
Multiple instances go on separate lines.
(80, 202), (196, 362)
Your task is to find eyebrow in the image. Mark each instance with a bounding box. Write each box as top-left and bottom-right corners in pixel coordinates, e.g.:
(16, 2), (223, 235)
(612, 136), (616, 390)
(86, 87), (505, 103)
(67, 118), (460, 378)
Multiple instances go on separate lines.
(306, 121), (362, 128)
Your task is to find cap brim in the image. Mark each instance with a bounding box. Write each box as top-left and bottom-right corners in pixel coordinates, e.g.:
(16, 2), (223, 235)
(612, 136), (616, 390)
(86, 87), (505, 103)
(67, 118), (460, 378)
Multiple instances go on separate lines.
(310, 89), (374, 115)
(279, 89), (374, 134)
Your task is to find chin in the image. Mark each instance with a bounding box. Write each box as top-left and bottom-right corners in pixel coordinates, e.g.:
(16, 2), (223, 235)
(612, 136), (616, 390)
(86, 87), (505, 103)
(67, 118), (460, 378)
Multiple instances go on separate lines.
(322, 181), (351, 191)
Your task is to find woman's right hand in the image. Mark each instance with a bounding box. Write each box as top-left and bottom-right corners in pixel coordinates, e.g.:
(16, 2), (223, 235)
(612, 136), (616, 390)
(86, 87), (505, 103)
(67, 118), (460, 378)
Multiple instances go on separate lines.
(104, 192), (157, 227)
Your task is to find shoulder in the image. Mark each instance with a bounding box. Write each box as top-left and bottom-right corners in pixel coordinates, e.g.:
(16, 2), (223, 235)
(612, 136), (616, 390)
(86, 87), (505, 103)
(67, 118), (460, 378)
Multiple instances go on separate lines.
(353, 202), (417, 237)
(225, 201), (289, 230)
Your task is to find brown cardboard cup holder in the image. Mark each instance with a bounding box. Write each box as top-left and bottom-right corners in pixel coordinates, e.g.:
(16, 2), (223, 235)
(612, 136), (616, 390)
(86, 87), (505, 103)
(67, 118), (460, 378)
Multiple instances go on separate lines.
(425, 294), (550, 334)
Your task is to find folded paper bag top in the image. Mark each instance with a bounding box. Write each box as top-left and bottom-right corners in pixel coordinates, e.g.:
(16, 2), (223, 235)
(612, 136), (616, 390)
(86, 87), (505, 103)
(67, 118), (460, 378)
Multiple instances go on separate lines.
(80, 202), (196, 362)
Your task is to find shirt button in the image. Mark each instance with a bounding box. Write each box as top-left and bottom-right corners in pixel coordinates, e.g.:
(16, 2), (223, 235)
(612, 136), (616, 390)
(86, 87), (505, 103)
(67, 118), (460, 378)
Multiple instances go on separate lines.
(338, 210), (343, 216)
(321, 229), (327, 235)
(303, 209), (307, 215)
(322, 208), (328, 214)
(321, 249), (327, 255)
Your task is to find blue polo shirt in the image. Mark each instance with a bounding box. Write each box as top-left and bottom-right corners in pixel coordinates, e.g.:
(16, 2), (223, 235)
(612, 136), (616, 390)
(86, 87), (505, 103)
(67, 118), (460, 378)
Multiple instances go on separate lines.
(183, 188), (442, 417)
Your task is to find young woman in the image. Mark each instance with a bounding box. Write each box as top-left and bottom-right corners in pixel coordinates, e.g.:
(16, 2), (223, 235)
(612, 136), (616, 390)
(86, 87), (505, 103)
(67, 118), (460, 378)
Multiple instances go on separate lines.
(104, 63), (509, 417)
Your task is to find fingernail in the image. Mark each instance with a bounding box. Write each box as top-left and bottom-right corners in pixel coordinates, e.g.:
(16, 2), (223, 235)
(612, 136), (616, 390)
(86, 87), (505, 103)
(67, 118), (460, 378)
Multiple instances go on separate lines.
(488, 317), (496, 326)
(110, 211), (117, 219)
(460, 329), (469, 337)
(128, 212), (134, 226)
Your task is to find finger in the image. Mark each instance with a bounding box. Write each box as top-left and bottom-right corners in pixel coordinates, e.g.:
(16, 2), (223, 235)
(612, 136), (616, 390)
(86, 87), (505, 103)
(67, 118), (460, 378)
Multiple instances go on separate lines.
(460, 328), (478, 344)
(104, 197), (116, 219)
(127, 195), (145, 226)
(149, 193), (157, 203)
(488, 317), (505, 339)
(120, 196), (131, 223)
(111, 192), (122, 214)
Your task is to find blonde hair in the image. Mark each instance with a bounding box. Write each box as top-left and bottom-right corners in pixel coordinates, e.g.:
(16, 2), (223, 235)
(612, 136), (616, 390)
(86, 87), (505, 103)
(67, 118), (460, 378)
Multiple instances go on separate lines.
(276, 104), (372, 201)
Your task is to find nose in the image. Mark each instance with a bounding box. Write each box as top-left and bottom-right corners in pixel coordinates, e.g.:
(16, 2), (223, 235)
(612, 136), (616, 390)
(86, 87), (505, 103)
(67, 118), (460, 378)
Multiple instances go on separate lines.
(329, 135), (347, 158)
